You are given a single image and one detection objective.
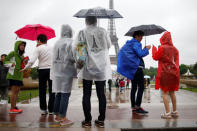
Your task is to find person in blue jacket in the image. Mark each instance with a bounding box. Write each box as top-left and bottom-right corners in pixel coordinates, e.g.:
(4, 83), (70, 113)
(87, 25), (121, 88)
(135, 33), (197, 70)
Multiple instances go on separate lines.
(117, 30), (151, 115)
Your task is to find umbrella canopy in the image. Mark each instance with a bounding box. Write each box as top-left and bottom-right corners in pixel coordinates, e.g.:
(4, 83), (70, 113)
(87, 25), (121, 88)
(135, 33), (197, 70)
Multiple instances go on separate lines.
(15, 24), (56, 41)
(73, 7), (123, 19)
(125, 24), (166, 36)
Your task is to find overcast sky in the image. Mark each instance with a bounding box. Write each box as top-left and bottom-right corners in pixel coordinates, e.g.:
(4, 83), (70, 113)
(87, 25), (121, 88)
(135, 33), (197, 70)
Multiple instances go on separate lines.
(0, 0), (197, 68)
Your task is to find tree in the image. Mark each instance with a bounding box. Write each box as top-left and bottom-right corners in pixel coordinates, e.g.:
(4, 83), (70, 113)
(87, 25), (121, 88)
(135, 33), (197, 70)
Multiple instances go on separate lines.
(179, 64), (188, 75)
(143, 66), (158, 79)
(30, 67), (38, 80)
(191, 62), (197, 77)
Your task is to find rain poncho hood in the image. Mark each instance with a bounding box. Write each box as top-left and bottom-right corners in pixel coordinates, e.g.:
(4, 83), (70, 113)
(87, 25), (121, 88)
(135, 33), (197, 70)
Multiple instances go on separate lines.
(51, 24), (77, 93)
(76, 24), (112, 81)
(4, 41), (26, 81)
(152, 31), (180, 92)
(14, 40), (26, 53)
(160, 31), (173, 46)
(117, 38), (149, 80)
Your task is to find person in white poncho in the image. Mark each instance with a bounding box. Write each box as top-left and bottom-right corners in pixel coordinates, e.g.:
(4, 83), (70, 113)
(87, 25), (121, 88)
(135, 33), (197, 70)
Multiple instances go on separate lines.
(76, 16), (112, 128)
(50, 24), (77, 126)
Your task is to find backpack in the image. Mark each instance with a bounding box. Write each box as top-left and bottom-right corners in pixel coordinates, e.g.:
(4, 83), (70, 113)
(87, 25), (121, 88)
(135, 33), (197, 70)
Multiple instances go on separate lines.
(74, 30), (88, 69)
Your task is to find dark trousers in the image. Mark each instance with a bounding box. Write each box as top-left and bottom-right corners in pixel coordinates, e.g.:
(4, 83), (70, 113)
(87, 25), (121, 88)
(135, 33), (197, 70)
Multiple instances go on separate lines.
(82, 79), (106, 121)
(130, 68), (144, 108)
(38, 69), (55, 112)
(108, 84), (112, 92)
(0, 86), (8, 100)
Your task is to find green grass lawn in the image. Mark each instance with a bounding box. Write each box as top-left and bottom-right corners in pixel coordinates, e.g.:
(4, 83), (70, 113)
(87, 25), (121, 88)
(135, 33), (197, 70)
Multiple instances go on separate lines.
(181, 88), (197, 93)
(8, 88), (48, 103)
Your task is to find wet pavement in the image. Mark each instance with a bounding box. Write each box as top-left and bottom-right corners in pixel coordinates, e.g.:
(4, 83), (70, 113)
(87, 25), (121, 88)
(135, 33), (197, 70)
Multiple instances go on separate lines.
(0, 85), (197, 130)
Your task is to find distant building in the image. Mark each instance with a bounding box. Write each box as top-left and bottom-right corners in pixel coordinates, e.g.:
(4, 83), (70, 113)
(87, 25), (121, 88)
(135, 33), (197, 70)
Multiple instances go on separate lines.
(182, 69), (195, 79)
(110, 55), (117, 65)
(108, 0), (120, 61)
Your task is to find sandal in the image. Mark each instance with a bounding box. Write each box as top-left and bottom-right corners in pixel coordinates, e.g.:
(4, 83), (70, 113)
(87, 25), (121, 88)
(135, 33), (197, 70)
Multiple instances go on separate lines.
(171, 111), (179, 117)
(161, 112), (172, 119)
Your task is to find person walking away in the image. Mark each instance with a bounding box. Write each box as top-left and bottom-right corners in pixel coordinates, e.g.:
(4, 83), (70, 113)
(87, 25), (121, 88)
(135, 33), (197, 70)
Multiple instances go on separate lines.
(126, 78), (130, 89)
(152, 31), (180, 119)
(75, 16), (112, 128)
(4, 41), (26, 113)
(0, 54), (9, 104)
(119, 78), (125, 93)
(24, 34), (55, 115)
(51, 25), (77, 126)
(115, 77), (120, 88)
(108, 79), (112, 93)
(117, 30), (151, 115)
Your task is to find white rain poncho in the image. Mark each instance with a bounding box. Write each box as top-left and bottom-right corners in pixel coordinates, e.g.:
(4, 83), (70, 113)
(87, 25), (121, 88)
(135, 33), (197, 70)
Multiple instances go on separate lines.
(75, 25), (112, 81)
(50, 25), (77, 93)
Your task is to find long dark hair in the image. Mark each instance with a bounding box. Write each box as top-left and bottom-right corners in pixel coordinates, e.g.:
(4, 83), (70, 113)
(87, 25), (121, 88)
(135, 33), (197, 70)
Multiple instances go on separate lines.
(18, 42), (26, 56)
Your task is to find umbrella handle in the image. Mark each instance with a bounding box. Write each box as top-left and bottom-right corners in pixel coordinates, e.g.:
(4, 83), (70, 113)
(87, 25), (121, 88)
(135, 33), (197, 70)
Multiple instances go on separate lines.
(145, 36), (146, 46)
(16, 36), (18, 40)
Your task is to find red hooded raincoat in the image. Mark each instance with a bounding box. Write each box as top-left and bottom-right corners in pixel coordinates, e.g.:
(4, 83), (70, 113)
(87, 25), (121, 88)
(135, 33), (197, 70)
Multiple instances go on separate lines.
(152, 31), (180, 92)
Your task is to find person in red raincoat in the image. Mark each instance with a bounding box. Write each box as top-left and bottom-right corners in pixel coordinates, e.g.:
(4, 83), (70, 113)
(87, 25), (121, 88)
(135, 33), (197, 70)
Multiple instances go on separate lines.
(152, 31), (180, 119)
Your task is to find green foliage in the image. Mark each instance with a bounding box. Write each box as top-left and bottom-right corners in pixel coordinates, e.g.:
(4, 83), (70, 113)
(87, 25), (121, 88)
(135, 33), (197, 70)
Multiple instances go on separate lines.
(143, 66), (158, 79)
(179, 64), (188, 75)
(182, 88), (197, 93)
(8, 88), (49, 103)
(8, 89), (39, 103)
(30, 67), (38, 80)
(191, 62), (197, 77)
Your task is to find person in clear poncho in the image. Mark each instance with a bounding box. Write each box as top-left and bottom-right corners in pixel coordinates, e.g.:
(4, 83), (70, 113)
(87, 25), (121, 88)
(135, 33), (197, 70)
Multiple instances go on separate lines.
(74, 16), (112, 127)
(152, 31), (180, 119)
(50, 24), (77, 126)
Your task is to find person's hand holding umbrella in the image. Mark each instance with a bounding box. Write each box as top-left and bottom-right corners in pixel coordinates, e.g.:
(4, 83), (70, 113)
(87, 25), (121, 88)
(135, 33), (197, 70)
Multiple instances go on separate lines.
(144, 45), (151, 50)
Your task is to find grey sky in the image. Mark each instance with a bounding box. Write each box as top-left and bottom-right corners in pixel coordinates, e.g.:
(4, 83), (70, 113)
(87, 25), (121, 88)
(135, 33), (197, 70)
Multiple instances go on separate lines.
(0, 0), (197, 68)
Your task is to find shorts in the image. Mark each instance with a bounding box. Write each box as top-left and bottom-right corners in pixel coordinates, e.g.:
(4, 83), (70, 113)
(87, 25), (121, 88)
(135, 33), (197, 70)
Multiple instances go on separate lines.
(9, 79), (24, 86)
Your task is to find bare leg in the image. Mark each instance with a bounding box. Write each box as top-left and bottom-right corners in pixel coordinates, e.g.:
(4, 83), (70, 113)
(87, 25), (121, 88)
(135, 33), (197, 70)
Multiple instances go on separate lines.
(15, 86), (20, 107)
(10, 86), (17, 109)
(169, 91), (177, 112)
(10, 86), (20, 109)
(162, 91), (170, 113)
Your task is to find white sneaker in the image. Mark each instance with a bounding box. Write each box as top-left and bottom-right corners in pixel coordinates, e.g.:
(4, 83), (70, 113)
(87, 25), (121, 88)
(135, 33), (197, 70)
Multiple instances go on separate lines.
(0, 100), (7, 104)
(2, 100), (7, 104)
(49, 112), (53, 115)
(41, 110), (48, 115)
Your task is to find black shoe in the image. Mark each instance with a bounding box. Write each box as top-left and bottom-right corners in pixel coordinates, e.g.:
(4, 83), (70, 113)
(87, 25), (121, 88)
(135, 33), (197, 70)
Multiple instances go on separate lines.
(81, 120), (91, 128)
(95, 120), (104, 128)
(139, 107), (149, 113)
(136, 107), (148, 115)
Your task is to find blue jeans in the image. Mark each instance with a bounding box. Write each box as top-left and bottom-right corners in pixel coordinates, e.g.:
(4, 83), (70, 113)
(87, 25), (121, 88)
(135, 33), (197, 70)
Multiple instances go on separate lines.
(53, 93), (71, 118)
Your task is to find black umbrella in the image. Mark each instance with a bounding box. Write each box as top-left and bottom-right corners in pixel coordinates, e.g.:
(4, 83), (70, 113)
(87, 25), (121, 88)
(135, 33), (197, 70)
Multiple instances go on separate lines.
(125, 24), (166, 36)
(73, 7), (123, 19)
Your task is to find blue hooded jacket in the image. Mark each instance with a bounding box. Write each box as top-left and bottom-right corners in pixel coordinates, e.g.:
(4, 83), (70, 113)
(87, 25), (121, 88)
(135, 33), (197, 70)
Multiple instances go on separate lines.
(117, 38), (149, 80)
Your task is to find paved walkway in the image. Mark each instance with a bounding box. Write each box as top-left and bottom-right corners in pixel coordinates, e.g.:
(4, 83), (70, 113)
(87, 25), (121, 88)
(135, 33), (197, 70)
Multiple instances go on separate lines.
(0, 86), (197, 130)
